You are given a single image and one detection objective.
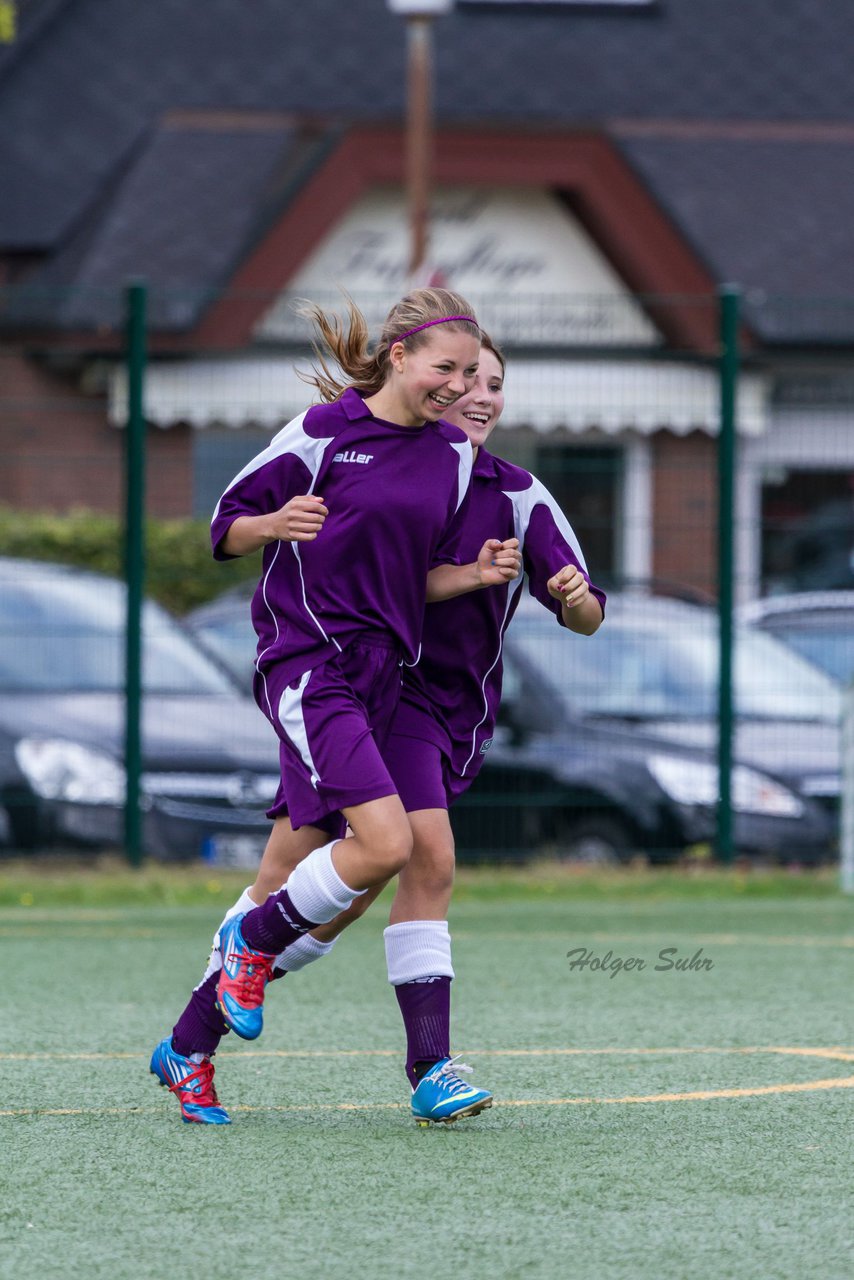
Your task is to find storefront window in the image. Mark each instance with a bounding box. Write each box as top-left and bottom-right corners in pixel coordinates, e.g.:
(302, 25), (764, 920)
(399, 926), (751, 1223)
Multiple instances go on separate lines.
(534, 444), (620, 582)
(761, 468), (854, 594)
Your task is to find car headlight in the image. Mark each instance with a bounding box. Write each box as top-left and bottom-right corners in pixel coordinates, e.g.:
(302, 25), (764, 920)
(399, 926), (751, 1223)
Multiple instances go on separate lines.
(648, 754), (804, 818)
(14, 738), (126, 805)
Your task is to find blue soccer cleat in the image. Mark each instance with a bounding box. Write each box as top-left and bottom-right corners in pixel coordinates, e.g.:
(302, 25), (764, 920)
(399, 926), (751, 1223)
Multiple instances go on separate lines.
(149, 1037), (231, 1125)
(410, 1055), (494, 1126)
(215, 913), (276, 1041)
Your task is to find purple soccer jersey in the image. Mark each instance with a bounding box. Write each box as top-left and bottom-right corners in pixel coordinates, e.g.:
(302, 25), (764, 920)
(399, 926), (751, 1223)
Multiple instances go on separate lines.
(211, 388), (473, 691)
(394, 445), (607, 793)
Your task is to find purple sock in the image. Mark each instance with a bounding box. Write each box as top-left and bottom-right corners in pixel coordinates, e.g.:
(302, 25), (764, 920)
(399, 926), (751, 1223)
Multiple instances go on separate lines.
(172, 971), (229, 1057)
(240, 888), (318, 954)
(394, 976), (451, 1088)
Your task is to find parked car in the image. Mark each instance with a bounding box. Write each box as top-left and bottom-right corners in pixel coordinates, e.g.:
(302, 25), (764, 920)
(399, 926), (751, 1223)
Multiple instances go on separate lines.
(763, 499), (854, 595)
(183, 581), (258, 691)
(186, 586), (840, 864)
(740, 591), (854, 686)
(0, 558), (280, 861)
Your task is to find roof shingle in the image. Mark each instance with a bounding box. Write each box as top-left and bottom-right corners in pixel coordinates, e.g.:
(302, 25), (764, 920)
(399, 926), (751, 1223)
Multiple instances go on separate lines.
(3, 0), (854, 342)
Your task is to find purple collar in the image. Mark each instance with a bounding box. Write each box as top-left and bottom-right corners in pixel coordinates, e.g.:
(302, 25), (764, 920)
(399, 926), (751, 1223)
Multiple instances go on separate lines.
(473, 445), (501, 480)
(340, 387), (373, 421)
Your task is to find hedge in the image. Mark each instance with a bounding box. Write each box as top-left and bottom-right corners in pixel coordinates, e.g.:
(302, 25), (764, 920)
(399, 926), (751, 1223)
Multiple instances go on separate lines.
(0, 506), (259, 615)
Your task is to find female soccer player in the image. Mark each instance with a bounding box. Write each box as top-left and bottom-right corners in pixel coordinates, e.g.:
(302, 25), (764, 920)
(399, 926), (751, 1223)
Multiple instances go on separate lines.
(150, 290), (521, 1123)
(380, 335), (605, 1124)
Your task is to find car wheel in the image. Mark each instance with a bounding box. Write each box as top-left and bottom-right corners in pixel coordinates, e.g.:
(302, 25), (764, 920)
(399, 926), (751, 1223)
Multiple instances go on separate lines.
(556, 813), (636, 867)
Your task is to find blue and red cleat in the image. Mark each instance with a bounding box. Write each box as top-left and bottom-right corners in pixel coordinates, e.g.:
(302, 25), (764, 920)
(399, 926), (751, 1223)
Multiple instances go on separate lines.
(215, 913), (277, 1041)
(410, 1055), (493, 1126)
(150, 1037), (230, 1125)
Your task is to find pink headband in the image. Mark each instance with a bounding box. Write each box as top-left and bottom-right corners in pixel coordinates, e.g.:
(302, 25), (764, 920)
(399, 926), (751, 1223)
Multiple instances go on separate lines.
(395, 315), (478, 343)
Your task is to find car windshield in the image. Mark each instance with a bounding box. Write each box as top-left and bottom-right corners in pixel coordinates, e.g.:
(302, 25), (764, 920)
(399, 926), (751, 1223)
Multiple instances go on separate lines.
(189, 614), (257, 691)
(766, 625), (854, 685)
(0, 571), (237, 694)
(509, 604), (841, 722)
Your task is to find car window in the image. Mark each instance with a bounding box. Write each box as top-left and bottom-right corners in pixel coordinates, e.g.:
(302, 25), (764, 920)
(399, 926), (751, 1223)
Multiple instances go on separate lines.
(765, 627), (854, 685)
(500, 650), (523, 706)
(731, 626), (840, 719)
(0, 575), (237, 694)
(508, 605), (840, 722)
(189, 616), (257, 691)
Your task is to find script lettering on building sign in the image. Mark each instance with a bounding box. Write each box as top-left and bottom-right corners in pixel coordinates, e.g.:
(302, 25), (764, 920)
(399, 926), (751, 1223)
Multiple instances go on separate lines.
(258, 186), (658, 349)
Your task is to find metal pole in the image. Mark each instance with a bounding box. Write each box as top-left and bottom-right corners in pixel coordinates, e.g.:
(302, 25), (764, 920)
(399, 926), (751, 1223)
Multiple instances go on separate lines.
(841, 683), (854, 893)
(716, 285), (740, 864)
(124, 280), (147, 867)
(406, 15), (432, 280)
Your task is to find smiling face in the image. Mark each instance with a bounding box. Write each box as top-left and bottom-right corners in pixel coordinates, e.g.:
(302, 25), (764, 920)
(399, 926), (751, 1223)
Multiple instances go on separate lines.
(442, 346), (505, 451)
(385, 328), (482, 427)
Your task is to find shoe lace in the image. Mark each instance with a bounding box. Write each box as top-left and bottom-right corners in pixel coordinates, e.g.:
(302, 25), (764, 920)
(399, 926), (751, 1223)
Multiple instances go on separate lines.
(171, 1058), (220, 1105)
(225, 946), (276, 1005)
(436, 1054), (476, 1096)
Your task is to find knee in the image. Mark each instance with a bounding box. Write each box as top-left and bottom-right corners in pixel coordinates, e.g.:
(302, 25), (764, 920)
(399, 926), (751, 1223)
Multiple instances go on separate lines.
(377, 825), (413, 877)
(346, 799), (413, 881)
(430, 856), (455, 898)
(407, 839), (455, 897)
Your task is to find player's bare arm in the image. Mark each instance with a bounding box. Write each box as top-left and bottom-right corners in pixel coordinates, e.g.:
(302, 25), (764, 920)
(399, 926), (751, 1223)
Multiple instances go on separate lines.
(221, 495), (328, 556)
(548, 565), (603, 635)
(426, 537), (522, 601)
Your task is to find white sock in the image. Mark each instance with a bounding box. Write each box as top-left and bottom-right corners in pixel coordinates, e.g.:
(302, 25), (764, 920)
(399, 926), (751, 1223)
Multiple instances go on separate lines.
(286, 839), (363, 924)
(199, 886), (259, 984)
(384, 920), (455, 985)
(225, 886), (261, 924)
(274, 933), (337, 972)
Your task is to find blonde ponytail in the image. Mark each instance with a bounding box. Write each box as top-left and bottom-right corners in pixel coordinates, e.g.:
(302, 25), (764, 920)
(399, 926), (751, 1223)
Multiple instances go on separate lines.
(300, 288), (480, 402)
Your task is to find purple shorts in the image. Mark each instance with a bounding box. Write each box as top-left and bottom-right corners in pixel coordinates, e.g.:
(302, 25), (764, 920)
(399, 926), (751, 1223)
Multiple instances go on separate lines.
(385, 703), (475, 813)
(255, 633), (402, 836)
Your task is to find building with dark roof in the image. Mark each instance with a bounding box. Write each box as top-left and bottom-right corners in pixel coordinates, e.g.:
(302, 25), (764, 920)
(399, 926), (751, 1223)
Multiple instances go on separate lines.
(2, 0), (854, 598)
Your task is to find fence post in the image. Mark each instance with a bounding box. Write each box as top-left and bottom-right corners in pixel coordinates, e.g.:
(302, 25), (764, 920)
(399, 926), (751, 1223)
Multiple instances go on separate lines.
(716, 285), (740, 864)
(124, 280), (147, 868)
(841, 683), (854, 893)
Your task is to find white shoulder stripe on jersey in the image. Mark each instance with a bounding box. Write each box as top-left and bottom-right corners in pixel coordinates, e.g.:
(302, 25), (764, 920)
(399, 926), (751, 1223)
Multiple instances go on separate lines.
(211, 408), (335, 522)
(450, 439), (474, 512)
(503, 475), (589, 571)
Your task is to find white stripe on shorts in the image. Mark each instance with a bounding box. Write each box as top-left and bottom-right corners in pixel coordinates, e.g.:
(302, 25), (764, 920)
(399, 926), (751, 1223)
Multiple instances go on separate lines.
(277, 670), (321, 790)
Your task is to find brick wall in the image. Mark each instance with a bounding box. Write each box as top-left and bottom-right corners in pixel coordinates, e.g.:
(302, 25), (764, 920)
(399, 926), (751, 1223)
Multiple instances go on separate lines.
(651, 430), (717, 599)
(0, 348), (192, 517)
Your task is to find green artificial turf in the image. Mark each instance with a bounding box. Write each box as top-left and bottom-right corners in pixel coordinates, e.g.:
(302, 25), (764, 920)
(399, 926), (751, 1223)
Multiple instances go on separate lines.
(1, 867), (853, 1279)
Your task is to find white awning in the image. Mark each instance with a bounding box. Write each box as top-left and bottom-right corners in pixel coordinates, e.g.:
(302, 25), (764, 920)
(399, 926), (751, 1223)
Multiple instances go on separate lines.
(109, 358), (315, 430)
(500, 360), (768, 436)
(109, 357), (768, 437)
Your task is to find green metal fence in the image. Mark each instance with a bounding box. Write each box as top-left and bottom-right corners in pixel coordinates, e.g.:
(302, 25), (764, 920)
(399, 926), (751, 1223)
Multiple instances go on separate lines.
(0, 283), (850, 871)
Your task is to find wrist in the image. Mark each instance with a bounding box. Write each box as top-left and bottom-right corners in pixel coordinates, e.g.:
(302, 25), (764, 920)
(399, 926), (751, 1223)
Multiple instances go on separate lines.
(256, 516), (280, 545)
(473, 562), (491, 589)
